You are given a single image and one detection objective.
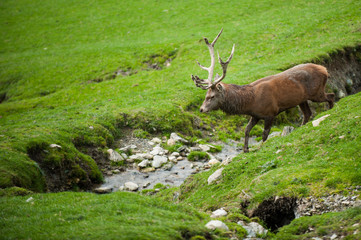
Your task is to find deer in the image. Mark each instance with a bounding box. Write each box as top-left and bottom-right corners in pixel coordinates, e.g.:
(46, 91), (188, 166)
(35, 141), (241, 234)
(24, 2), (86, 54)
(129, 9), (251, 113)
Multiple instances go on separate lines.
(191, 29), (335, 153)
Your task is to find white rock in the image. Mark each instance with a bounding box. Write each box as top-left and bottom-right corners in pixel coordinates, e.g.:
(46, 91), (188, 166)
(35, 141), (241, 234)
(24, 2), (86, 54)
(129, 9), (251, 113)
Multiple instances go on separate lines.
(150, 146), (165, 156)
(199, 144), (211, 152)
(26, 197), (34, 202)
(151, 137), (162, 144)
(94, 186), (112, 194)
(211, 208), (228, 218)
(338, 90), (346, 98)
(282, 126), (295, 136)
(171, 152), (180, 157)
(237, 221), (268, 238)
(221, 157), (232, 166)
(138, 160), (150, 168)
(330, 234), (337, 240)
(152, 155), (168, 168)
(119, 186), (125, 191)
(275, 149), (283, 154)
(177, 156), (184, 161)
(208, 159), (220, 165)
(107, 149), (124, 162)
(208, 168), (224, 185)
(124, 182), (139, 191)
(168, 155), (177, 162)
(50, 144), (61, 148)
(167, 138), (176, 146)
(268, 131), (281, 138)
(205, 220), (229, 231)
(312, 114), (330, 127)
(170, 133), (188, 143)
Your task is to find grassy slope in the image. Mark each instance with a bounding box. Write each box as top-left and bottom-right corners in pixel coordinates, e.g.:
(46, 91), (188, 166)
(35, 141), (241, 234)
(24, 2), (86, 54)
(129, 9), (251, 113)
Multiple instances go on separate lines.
(0, 192), (212, 239)
(178, 93), (361, 210)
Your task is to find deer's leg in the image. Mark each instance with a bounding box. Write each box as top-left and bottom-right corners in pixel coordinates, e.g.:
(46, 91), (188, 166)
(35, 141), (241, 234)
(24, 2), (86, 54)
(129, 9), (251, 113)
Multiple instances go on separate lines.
(326, 93), (335, 109)
(299, 101), (312, 125)
(244, 117), (259, 153)
(262, 117), (274, 142)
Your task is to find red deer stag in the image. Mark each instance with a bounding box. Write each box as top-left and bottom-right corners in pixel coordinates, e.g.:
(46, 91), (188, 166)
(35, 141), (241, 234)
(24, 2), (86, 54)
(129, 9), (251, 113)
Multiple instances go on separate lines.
(191, 29), (335, 153)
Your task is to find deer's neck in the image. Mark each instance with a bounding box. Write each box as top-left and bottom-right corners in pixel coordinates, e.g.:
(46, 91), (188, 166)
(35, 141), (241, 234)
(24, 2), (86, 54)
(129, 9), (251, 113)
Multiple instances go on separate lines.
(220, 84), (255, 115)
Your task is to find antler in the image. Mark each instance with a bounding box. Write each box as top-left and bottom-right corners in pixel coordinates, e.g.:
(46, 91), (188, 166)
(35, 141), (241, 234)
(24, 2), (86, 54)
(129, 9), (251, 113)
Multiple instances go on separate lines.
(191, 28), (235, 90)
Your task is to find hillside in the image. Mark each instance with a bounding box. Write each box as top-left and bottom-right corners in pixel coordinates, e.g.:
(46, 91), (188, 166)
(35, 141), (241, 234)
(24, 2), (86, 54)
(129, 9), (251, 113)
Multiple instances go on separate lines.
(1, 0), (361, 239)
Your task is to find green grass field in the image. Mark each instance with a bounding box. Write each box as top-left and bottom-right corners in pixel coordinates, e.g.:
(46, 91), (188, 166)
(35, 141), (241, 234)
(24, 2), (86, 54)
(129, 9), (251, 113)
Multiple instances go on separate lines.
(1, 0), (361, 239)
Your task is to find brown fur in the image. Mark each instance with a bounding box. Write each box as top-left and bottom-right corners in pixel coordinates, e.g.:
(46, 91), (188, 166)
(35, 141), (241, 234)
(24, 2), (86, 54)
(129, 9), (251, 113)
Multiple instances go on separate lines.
(200, 63), (335, 152)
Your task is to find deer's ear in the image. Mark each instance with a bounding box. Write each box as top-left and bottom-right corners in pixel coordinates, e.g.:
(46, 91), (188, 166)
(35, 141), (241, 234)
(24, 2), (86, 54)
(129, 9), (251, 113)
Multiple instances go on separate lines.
(216, 83), (224, 92)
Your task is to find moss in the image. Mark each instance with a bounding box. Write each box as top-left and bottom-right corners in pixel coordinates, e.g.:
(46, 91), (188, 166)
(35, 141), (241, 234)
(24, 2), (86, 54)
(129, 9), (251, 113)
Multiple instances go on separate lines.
(0, 187), (33, 197)
(188, 151), (210, 161)
(133, 129), (150, 139)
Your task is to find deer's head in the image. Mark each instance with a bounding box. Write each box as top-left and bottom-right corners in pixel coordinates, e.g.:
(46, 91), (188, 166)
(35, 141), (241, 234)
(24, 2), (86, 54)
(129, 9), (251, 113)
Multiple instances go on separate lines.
(191, 29), (235, 113)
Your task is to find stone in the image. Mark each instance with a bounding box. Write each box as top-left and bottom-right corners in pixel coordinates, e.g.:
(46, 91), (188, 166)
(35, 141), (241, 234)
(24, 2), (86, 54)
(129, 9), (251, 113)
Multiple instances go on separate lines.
(170, 132), (188, 143)
(190, 146), (202, 152)
(281, 126), (295, 136)
(112, 169), (120, 174)
(208, 168), (224, 185)
(221, 157), (232, 166)
(211, 208), (228, 218)
(141, 167), (156, 173)
(138, 160), (150, 168)
(50, 144), (61, 148)
(124, 182), (139, 191)
(94, 186), (112, 194)
(107, 149), (124, 162)
(338, 90), (346, 98)
(162, 162), (174, 171)
(177, 156), (184, 161)
(129, 154), (144, 161)
(167, 138), (176, 146)
(199, 144), (211, 152)
(171, 152), (180, 157)
(312, 114), (330, 127)
(237, 221), (268, 238)
(26, 197), (34, 202)
(268, 131), (281, 138)
(205, 220), (229, 231)
(152, 155), (168, 168)
(208, 159), (220, 165)
(168, 155), (177, 163)
(118, 186), (124, 191)
(151, 137), (162, 144)
(150, 146), (165, 156)
(143, 182), (151, 188)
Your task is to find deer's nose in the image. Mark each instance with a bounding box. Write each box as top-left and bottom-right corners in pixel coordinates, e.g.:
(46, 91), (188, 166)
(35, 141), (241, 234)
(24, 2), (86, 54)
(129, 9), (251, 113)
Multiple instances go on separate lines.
(200, 107), (204, 113)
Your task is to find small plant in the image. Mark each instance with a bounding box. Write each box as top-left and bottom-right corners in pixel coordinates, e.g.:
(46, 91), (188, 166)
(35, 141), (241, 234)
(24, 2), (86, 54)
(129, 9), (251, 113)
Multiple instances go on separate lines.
(133, 129), (150, 139)
(188, 151), (210, 161)
(208, 144), (222, 153)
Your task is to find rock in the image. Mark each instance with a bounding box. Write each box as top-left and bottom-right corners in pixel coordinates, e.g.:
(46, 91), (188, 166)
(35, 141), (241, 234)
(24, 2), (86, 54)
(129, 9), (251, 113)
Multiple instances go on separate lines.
(129, 154), (144, 162)
(338, 90), (346, 98)
(143, 182), (151, 188)
(208, 168), (224, 185)
(275, 149), (283, 154)
(221, 157), (232, 166)
(151, 137), (162, 144)
(162, 162), (174, 171)
(152, 155), (168, 168)
(107, 149), (124, 162)
(141, 167), (156, 173)
(170, 132), (188, 143)
(208, 159), (220, 165)
(94, 186), (112, 194)
(205, 220), (229, 231)
(138, 160), (150, 168)
(190, 146), (202, 152)
(124, 182), (139, 191)
(150, 146), (165, 156)
(268, 131), (281, 138)
(312, 114), (330, 127)
(168, 155), (177, 163)
(330, 234), (337, 240)
(177, 156), (184, 161)
(211, 208), (227, 218)
(50, 144), (61, 148)
(167, 138), (176, 146)
(119, 186), (124, 191)
(112, 169), (120, 174)
(199, 144), (211, 152)
(171, 152), (180, 157)
(237, 221), (268, 238)
(282, 126), (295, 136)
(26, 197), (34, 202)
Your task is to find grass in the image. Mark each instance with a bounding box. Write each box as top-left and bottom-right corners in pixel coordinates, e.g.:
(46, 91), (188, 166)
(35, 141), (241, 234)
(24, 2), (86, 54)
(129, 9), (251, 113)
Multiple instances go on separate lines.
(0, 192), (213, 240)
